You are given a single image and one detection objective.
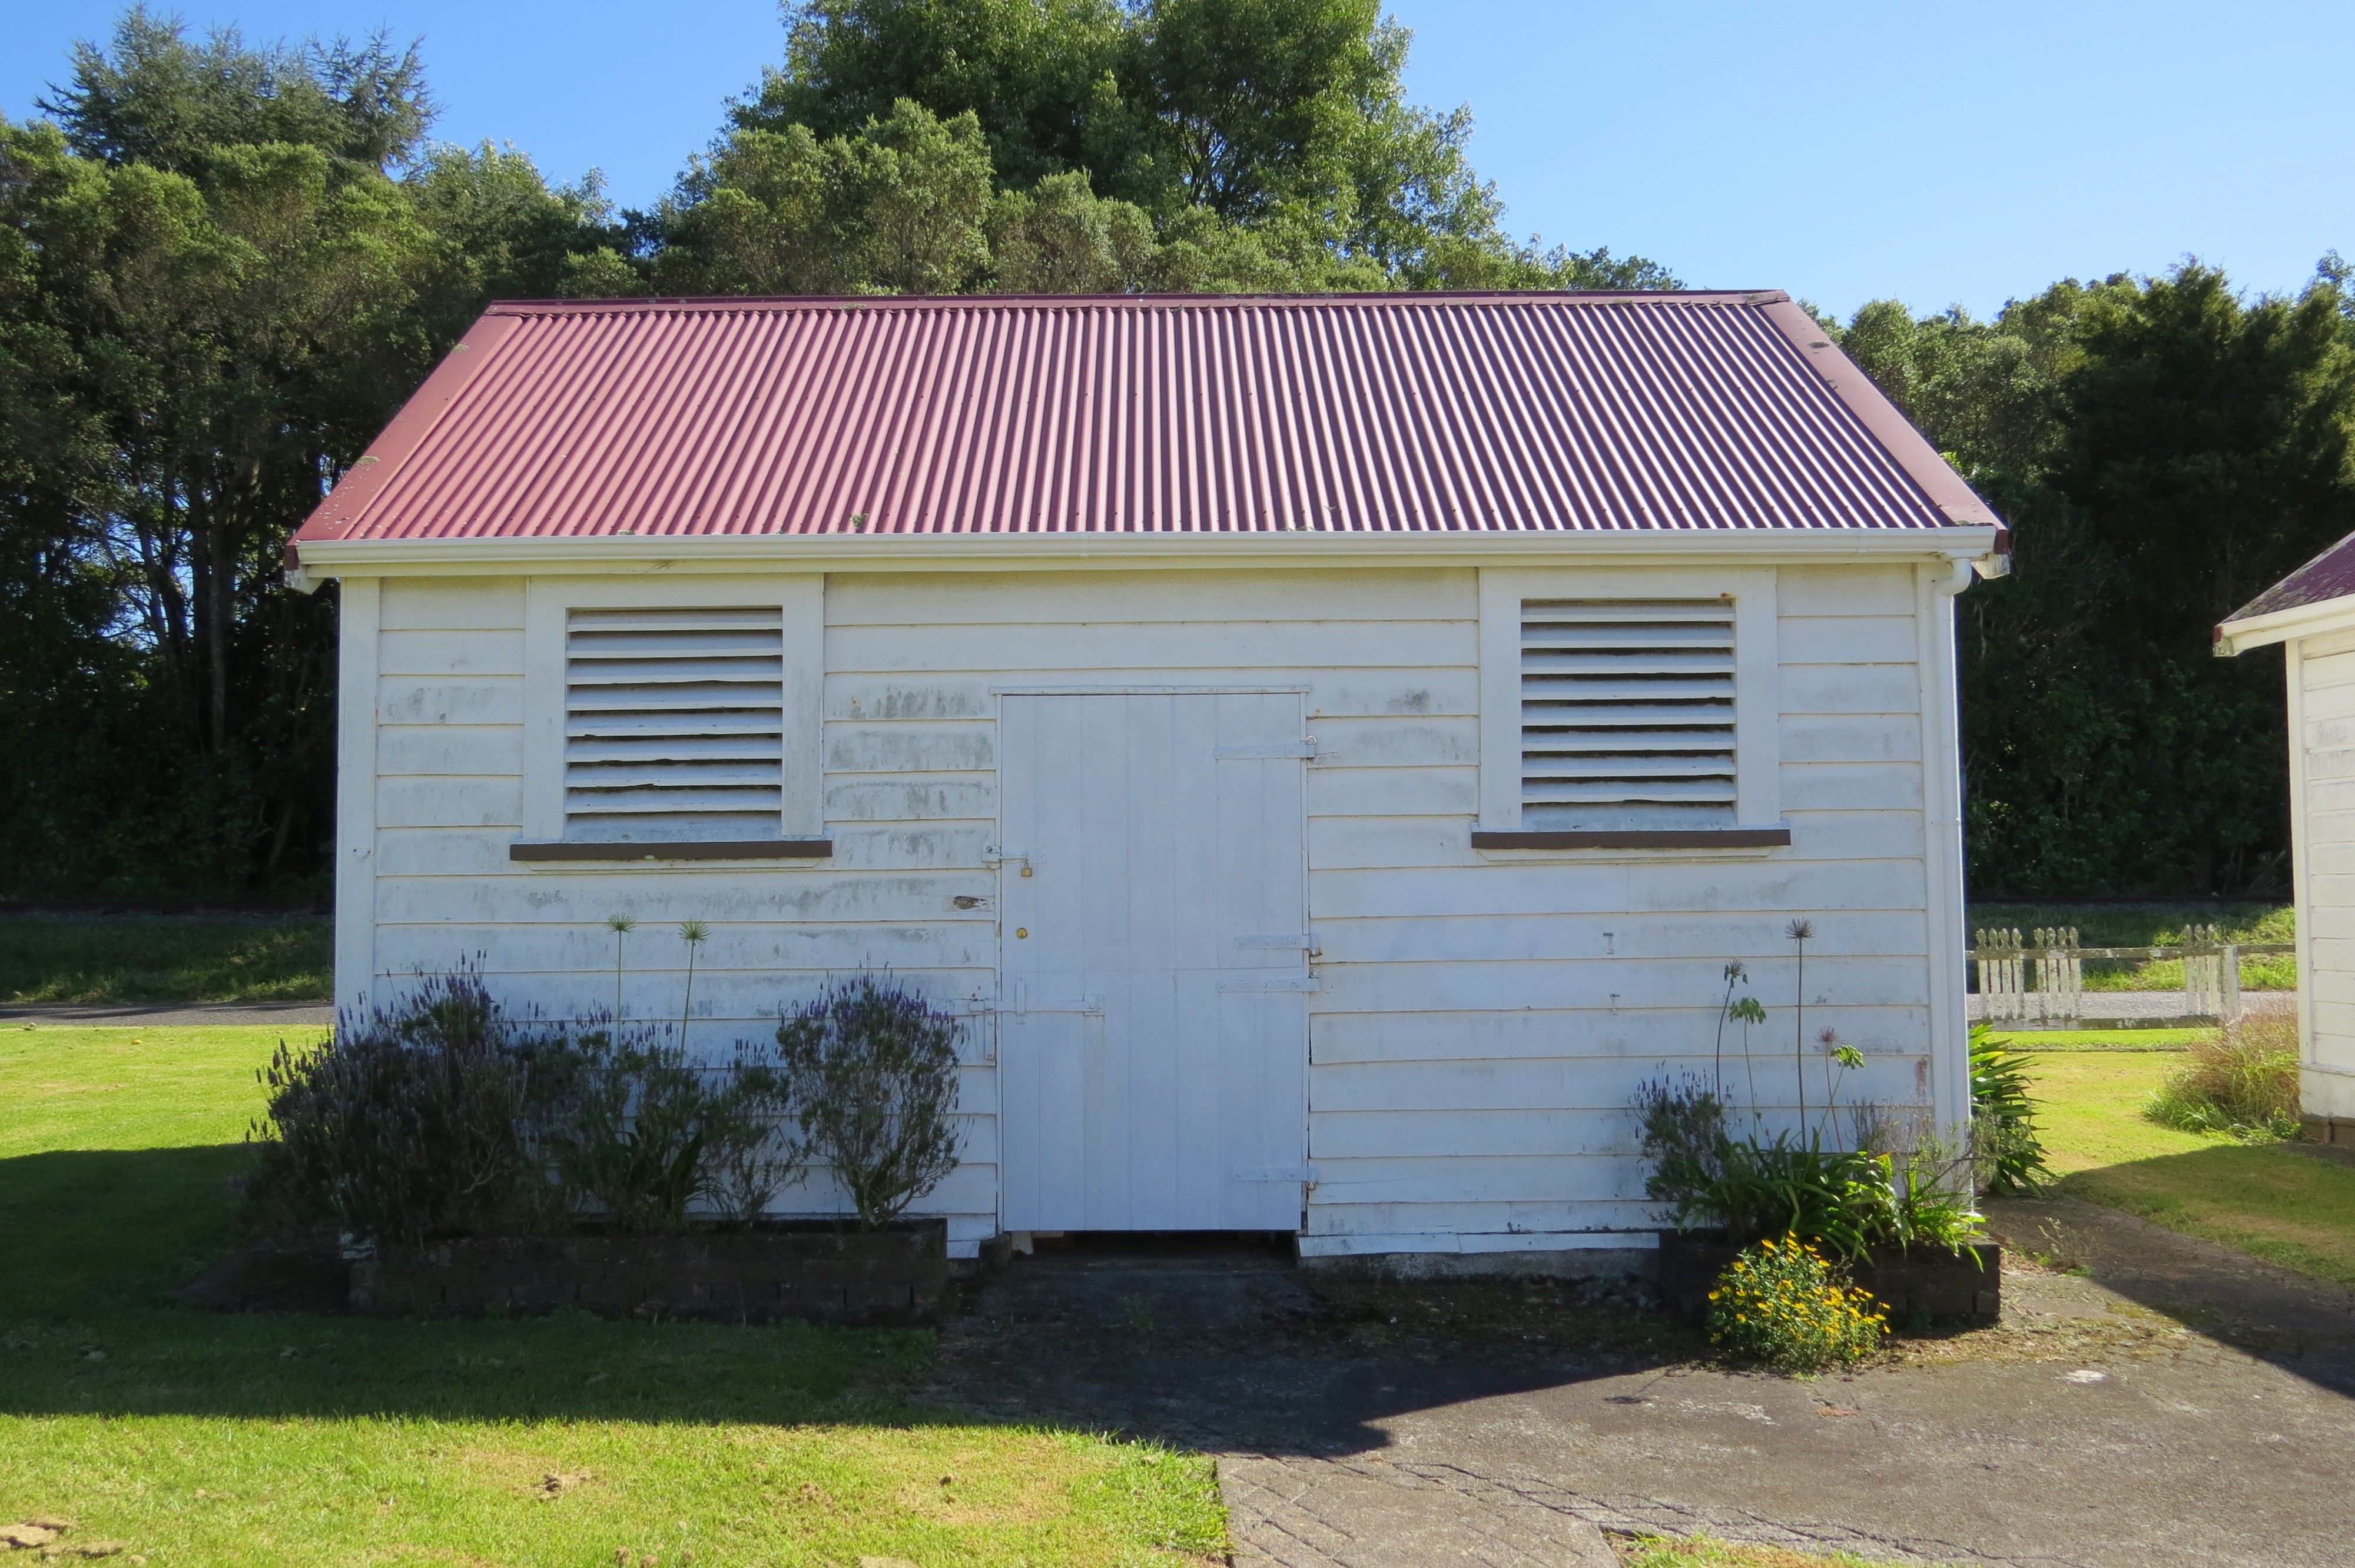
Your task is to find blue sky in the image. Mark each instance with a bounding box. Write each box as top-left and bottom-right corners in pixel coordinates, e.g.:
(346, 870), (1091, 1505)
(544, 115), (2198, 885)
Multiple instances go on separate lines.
(5, 1), (2349, 320)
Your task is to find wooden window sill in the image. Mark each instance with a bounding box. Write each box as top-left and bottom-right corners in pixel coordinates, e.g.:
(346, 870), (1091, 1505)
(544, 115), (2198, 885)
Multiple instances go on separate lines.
(509, 839), (834, 863)
(1470, 828), (1792, 851)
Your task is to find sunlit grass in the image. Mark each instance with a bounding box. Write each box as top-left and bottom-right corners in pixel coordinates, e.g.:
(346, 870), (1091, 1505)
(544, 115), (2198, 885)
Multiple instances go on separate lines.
(0, 1026), (1226, 1567)
(2028, 1049), (2355, 1287)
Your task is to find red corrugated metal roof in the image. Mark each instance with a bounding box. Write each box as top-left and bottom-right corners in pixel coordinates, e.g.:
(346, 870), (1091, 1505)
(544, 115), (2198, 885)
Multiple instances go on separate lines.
(293, 291), (1998, 547)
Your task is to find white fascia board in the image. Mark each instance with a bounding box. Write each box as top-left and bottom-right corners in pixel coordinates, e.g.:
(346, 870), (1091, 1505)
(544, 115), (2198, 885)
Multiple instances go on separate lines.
(2215, 594), (2355, 656)
(294, 524), (2002, 580)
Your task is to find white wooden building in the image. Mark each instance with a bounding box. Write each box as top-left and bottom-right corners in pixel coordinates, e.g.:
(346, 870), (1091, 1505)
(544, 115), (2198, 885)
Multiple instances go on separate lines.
(288, 291), (2006, 1266)
(2217, 536), (2355, 1142)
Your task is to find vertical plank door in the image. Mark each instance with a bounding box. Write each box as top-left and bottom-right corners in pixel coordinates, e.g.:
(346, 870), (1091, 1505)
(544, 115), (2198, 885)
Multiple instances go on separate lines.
(997, 692), (1311, 1231)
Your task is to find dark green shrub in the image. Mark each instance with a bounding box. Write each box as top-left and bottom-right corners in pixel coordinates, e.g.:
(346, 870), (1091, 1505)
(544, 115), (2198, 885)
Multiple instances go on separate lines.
(777, 972), (963, 1229)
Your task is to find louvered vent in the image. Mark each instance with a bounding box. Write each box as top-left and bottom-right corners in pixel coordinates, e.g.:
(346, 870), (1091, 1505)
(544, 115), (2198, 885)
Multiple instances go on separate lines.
(1520, 599), (1737, 830)
(564, 607), (785, 842)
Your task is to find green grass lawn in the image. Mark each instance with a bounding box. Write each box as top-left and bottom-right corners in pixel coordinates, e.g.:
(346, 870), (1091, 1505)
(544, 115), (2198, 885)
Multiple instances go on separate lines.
(0, 918), (333, 1004)
(2027, 1046), (2355, 1287)
(1981, 1028), (2208, 1051)
(0, 1025), (1224, 1567)
(1971, 902), (2296, 991)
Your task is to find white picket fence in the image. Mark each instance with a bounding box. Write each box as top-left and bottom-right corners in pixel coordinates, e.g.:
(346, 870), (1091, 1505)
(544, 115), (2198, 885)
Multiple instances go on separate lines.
(1968, 924), (2283, 1026)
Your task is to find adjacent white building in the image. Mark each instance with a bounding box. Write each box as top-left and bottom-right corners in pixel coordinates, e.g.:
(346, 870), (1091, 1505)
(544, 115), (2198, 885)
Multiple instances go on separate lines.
(2216, 536), (2355, 1142)
(288, 291), (2005, 1265)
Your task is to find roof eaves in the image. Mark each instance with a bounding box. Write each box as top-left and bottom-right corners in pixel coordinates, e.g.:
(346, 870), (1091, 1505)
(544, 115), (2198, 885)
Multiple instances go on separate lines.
(2215, 529), (2355, 653)
(292, 522), (2004, 579)
(1753, 298), (2004, 536)
(288, 310), (523, 562)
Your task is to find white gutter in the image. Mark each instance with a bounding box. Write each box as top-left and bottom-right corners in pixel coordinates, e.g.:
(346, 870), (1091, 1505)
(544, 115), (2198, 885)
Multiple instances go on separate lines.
(2213, 593), (2355, 656)
(288, 524), (2004, 587)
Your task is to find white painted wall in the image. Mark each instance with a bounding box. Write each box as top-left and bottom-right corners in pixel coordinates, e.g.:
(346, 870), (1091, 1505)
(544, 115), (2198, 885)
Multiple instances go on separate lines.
(2294, 631), (2355, 1121)
(355, 562), (1948, 1260)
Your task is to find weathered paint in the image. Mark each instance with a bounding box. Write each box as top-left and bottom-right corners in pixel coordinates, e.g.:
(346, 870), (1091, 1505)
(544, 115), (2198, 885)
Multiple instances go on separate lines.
(356, 562), (1945, 1260)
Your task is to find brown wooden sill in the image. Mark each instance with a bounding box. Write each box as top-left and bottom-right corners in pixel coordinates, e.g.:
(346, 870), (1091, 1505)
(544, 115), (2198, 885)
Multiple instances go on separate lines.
(509, 839), (834, 863)
(1471, 828), (1792, 851)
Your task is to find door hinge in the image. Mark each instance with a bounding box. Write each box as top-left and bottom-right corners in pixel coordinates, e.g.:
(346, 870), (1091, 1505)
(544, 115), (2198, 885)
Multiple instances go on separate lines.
(1004, 980), (1103, 1016)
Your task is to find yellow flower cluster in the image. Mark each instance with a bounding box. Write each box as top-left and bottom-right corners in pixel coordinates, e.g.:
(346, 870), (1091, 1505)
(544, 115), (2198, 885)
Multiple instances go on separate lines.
(1706, 1232), (1886, 1371)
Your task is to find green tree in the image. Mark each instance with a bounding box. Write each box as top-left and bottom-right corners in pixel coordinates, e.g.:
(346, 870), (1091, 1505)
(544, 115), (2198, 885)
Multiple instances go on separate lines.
(657, 99), (998, 295)
(0, 9), (616, 895)
(717, 0), (1669, 294)
(1840, 265), (2355, 893)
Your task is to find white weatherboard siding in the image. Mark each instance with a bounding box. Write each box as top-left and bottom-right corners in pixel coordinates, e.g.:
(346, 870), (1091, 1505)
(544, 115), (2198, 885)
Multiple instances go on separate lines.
(2296, 632), (2355, 1119)
(357, 563), (1942, 1260)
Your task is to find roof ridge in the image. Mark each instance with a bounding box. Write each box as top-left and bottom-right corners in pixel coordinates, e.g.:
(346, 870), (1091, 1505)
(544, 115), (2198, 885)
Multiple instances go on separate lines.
(483, 289), (1793, 315)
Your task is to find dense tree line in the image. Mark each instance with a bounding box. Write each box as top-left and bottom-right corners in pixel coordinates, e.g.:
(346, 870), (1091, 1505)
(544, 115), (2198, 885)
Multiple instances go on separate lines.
(0, 2), (1659, 899)
(4, 2), (2351, 898)
(1829, 270), (2355, 893)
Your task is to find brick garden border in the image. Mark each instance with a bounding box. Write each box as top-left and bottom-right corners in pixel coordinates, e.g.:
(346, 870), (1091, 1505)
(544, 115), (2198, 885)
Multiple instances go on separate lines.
(1657, 1231), (2001, 1327)
(349, 1222), (949, 1326)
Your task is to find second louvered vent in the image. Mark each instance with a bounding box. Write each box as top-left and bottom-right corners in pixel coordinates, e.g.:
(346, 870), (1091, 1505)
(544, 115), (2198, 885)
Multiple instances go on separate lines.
(564, 607), (785, 842)
(1521, 599), (1737, 831)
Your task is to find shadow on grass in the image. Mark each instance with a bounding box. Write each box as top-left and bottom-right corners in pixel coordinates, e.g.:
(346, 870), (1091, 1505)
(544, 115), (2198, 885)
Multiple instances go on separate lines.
(0, 1146), (934, 1428)
(0, 1148), (1693, 1453)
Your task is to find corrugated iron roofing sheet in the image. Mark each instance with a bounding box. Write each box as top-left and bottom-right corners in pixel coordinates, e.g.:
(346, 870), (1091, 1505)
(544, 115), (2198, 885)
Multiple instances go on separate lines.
(293, 291), (1997, 546)
(2223, 529), (2355, 626)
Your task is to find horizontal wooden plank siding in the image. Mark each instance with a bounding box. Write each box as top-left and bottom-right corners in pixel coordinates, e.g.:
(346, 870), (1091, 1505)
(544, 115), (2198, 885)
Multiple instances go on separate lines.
(2301, 642), (2355, 1119)
(360, 563), (1943, 1258)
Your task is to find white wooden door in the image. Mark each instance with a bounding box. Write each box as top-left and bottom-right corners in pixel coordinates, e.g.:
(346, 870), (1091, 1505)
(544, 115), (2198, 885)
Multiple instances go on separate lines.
(997, 693), (1311, 1232)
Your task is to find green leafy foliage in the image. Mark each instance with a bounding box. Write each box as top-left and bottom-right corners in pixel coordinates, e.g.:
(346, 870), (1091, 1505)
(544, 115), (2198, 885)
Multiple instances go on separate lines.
(1969, 1025), (2054, 1195)
(1636, 1080), (1984, 1261)
(775, 971), (964, 1229)
(1706, 1233), (1885, 1372)
(1837, 265), (2355, 895)
(2145, 1011), (2302, 1141)
(734, 0), (1675, 293)
(0, 11), (624, 899)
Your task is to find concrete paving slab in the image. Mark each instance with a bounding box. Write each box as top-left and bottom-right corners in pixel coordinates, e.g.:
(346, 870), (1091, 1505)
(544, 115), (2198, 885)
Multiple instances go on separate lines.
(925, 1211), (2355, 1567)
(1221, 1453), (1616, 1567)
